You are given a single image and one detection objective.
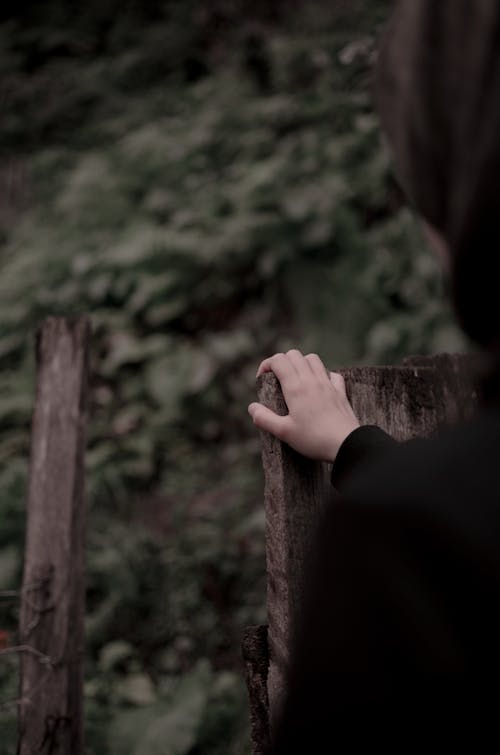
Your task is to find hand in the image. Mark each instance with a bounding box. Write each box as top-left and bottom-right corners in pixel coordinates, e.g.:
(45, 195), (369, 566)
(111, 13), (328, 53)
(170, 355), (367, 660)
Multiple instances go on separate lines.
(248, 349), (360, 463)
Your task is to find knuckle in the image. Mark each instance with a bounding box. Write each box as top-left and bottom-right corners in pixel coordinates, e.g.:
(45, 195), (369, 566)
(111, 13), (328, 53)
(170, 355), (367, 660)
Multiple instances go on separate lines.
(263, 353), (283, 371)
(262, 352), (283, 363)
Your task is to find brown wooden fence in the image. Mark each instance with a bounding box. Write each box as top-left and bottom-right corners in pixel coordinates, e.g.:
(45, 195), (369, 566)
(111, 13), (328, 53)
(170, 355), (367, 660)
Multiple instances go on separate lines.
(10, 316), (89, 754)
(0, 316), (478, 753)
(242, 353), (479, 754)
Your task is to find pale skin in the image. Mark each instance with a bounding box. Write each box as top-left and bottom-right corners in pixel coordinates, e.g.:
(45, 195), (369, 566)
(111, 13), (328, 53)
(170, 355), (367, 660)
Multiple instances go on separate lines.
(248, 350), (360, 463)
(248, 223), (450, 463)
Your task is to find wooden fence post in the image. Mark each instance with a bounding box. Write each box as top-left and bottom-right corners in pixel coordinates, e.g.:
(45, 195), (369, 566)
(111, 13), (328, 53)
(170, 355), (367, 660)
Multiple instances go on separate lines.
(243, 353), (478, 752)
(18, 316), (90, 755)
(256, 372), (329, 733)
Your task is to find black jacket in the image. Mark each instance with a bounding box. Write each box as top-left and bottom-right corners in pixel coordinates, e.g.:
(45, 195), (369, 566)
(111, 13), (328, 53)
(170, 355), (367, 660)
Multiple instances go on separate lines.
(272, 403), (500, 750)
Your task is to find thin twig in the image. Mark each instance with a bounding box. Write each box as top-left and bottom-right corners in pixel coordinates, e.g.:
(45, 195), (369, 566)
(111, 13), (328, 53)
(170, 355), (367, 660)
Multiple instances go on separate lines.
(0, 644), (54, 713)
(0, 580), (50, 601)
(0, 644), (52, 665)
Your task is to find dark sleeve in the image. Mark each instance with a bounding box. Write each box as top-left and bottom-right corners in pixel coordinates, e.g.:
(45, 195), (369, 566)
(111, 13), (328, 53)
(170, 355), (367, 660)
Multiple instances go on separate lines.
(271, 499), (469, 752)
(331, 424), (398, 491)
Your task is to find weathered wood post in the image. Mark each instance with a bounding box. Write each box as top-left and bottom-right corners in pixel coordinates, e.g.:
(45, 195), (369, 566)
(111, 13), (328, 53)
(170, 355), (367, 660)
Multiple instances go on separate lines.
(256, 370), (329, 734)
(243, 353), (478, 753)
(18, 316), (90, 755)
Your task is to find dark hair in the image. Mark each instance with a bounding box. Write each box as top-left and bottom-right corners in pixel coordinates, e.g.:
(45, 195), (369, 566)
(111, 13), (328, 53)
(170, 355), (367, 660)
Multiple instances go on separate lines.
(375, 0), (500, 351)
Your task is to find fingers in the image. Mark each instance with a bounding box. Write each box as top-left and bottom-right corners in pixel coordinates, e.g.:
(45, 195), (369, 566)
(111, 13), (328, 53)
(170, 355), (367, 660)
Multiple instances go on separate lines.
(256, 350), (333, 405)
(248, 402), (291, 440)
(285, 349), (311, 375)
(330, 371), (346, 394)
(256, 355), (300, 402)
(256, 352), (297, 379)
(257, 349), (317, 380)
(305, 352), (329, 381)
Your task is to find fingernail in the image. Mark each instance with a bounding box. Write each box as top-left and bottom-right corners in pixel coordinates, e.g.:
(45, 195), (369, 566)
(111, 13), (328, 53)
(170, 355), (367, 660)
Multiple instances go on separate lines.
(248, 403), (258, 418)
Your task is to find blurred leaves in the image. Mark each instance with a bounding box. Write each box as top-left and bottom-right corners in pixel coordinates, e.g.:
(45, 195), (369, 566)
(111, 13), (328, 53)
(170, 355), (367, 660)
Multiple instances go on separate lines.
(0, 1), (468, 753)
(116, 661), (210, 755)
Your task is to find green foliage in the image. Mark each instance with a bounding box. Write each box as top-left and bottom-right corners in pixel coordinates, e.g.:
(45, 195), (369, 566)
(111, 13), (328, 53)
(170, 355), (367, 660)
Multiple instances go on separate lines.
(0, 1), (468, 752)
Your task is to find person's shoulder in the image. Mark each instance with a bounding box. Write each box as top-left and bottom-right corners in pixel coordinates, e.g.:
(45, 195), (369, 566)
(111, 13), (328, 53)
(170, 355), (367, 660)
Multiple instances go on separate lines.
(341, 406), (500, 542)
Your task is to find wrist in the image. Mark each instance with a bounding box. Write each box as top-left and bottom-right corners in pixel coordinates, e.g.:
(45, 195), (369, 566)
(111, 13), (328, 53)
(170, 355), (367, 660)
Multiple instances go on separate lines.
(324, 423), (361, 464)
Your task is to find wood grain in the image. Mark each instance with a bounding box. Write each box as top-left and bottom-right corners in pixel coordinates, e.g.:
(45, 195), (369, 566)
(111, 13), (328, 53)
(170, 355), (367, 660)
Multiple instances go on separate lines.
(242, 624), (270, 755)
(252, 353), (478, 744)
(256, 372), (329, 730)
(18, 317), (90, 755)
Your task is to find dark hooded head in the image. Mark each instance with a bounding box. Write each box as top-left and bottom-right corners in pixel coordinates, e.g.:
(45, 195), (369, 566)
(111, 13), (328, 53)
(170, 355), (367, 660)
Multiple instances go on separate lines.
(376, 0), (500, 351)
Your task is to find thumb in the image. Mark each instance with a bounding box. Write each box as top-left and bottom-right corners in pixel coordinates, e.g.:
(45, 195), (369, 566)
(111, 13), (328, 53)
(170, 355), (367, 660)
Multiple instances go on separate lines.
(248, 402), (290, 440)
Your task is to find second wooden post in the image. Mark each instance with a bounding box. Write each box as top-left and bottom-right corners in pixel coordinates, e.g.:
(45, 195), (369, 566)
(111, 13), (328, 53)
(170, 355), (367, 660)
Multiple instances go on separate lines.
(18, 316), (90, 755)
